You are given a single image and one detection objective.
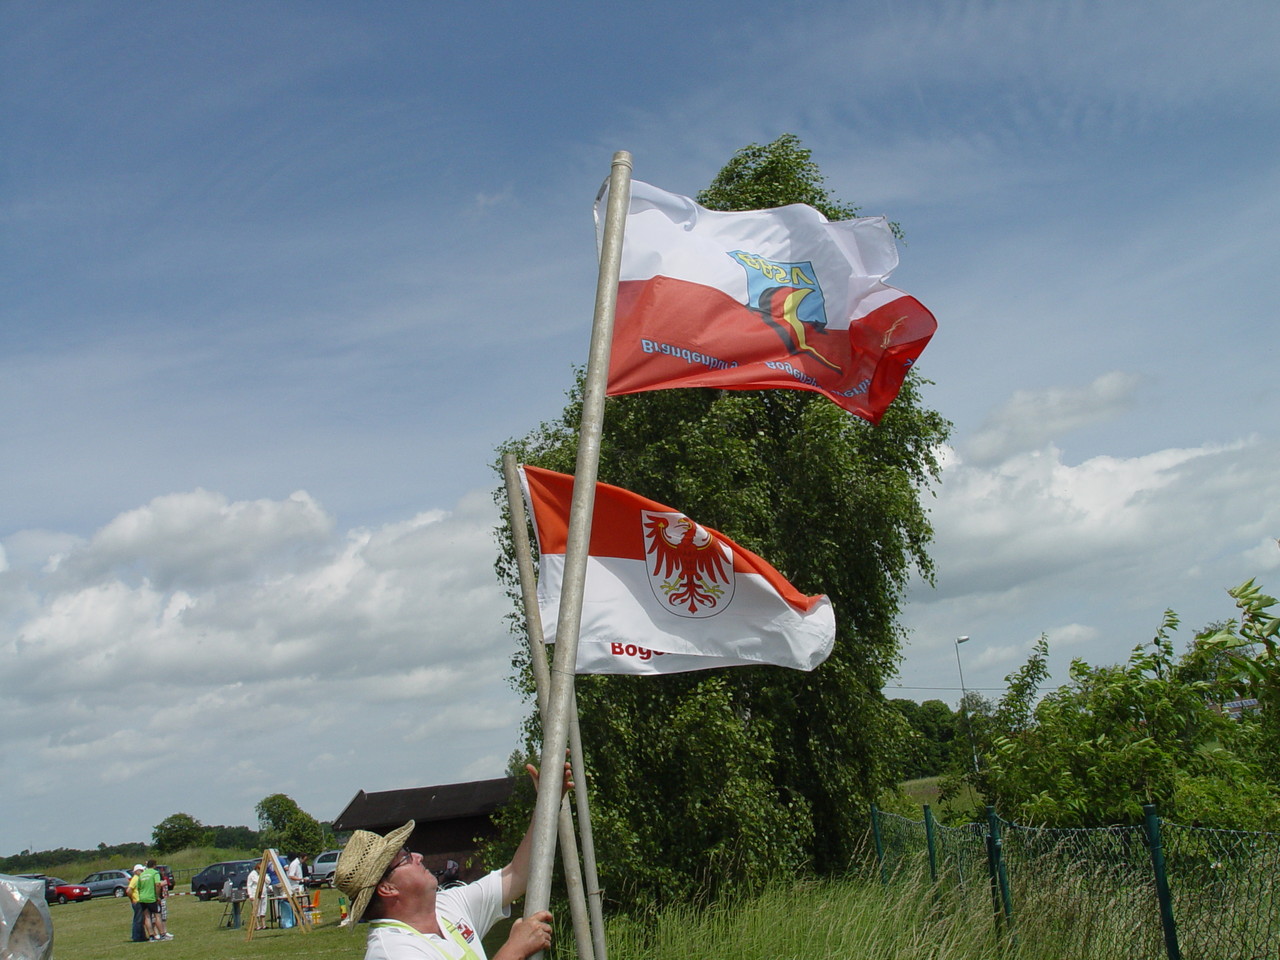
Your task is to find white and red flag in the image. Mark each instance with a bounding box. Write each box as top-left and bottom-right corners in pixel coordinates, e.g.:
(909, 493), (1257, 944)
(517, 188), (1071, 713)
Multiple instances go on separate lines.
(519, 464), (835, 675)
(597, 180), (936, 423)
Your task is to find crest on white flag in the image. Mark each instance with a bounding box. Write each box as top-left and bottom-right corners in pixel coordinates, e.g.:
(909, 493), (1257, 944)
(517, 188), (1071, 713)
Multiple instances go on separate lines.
(642, 510), (735, 618)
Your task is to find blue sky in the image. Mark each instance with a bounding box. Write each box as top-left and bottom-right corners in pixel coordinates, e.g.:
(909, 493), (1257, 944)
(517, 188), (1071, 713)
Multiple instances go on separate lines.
(3, 0), (1278, 853)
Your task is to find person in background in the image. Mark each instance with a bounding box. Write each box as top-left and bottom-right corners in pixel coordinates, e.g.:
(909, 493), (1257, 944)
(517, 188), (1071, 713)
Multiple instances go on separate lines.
(276, 852), (296, 928)
(288, 855), (307, 890)
(155, 861), (171, 939)
(287, 852), (309, 924)
(127, 865), (147, 943)
(247, 864), (268, 921)
(437, 860), (462, 888)
(287, 852), (307, 894)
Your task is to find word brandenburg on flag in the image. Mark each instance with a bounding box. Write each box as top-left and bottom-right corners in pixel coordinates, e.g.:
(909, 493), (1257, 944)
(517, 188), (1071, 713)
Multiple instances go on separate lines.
(597, 180), (937, 423)
(519, 465), (835, 675)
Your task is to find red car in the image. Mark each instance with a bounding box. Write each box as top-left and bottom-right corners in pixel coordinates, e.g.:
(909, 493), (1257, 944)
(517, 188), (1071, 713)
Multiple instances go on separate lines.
(19, 875), (91, 904)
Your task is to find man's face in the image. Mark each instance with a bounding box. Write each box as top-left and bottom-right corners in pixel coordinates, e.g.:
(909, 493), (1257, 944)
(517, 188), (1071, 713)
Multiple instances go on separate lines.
(382, 849), (436, 904)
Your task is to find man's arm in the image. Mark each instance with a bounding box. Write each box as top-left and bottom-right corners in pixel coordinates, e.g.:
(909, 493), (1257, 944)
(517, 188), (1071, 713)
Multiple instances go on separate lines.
(500, 761), (573, 906)
(493, 910), (554, 960)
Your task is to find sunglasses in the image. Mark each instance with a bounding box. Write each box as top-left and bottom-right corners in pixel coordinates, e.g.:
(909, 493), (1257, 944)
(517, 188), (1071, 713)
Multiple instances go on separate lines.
(382, 849), (414, 881)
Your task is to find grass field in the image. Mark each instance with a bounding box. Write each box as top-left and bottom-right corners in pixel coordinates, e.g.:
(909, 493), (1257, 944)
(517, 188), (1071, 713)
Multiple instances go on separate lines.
(38, 885), (357, 960)
(36, 867), (1162, 960)
(895, 776), (981, 819)
(25, 830), (1189, 960)
(38, 863), (522, 960)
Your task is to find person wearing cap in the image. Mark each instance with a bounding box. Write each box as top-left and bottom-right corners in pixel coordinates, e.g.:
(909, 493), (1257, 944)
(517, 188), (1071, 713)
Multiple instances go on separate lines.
(127, 865), (147, 943)
(335, 762), (568, 960)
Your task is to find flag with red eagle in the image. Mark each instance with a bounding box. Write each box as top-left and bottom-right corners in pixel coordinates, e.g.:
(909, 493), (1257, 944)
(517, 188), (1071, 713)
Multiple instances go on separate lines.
(596, 180), (936, 423)
(519, 465), (835, 675)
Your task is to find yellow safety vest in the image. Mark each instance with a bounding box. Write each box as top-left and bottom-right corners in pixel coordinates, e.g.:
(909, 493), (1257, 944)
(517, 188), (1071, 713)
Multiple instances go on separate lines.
(369, 917), (482, 960)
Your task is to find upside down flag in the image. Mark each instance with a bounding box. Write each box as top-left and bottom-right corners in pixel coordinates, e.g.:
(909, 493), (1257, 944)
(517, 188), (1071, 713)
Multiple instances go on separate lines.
(596, 180), (936, 423)
(519, 464), (835, 675)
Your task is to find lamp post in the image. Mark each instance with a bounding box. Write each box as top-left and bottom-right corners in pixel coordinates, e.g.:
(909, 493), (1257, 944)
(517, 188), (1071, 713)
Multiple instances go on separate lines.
(954, 635), (980, 775)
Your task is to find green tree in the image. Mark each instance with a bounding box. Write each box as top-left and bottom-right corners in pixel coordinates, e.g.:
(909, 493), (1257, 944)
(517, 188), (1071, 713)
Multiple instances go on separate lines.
(152, 812), (211, 854)
(978, 612), (1280, 829)
(696, 134), (860, 220)
(255, 794), (323, 857)
(491, 135), (951, 910)
(889, 698), (960, 779)
(206, 824), (262, 849)
(1199, 576), (1280, 776)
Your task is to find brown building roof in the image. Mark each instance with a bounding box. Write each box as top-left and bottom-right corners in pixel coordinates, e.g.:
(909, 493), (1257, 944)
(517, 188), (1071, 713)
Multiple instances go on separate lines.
(333, 777), (517, 881)
(334, 777), (516, 833)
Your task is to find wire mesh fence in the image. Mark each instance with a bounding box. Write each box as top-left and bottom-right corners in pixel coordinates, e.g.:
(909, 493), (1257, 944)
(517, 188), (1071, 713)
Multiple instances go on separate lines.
(1161, 821), (1280, 959)
(869, 804), (1280, 960)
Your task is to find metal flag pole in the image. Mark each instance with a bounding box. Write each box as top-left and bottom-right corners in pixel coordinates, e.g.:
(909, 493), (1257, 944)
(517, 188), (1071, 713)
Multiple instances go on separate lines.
(523, 151), (633, 943)
(568, 687), (608, 960)
(501, 454), (597, 960)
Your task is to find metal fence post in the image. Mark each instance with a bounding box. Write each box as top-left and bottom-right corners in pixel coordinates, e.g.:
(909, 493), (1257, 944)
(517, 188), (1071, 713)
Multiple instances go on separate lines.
(984, 806), (1015, 942)
(923, 804), (939, 885)
(1143, 803), (1182, 960)
(870, 803), (887, 885)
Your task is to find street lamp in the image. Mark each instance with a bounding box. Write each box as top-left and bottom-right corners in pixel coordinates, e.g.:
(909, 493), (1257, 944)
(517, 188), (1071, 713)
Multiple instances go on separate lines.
(954, 635), (980, 774)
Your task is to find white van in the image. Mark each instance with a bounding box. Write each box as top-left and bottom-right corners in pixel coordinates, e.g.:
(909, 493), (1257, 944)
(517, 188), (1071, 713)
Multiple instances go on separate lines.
(309, 849), (342, 887)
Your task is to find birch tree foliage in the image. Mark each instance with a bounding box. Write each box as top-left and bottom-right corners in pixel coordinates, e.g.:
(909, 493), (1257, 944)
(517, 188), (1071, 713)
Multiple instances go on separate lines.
(490, 135), (951, 909)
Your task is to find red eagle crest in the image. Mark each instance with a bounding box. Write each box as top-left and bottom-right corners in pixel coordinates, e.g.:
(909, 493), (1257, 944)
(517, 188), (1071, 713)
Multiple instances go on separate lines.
(642, 511), (734, 616)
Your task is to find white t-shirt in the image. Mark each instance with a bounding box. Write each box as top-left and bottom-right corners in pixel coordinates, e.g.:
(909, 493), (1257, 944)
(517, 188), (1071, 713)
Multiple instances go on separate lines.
(364, 870), (508, 960)
(287, 858), (305, 891)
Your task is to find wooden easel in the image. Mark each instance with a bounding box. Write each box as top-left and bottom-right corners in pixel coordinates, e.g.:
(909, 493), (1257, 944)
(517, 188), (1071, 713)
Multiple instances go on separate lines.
(244, 849), (310, 940)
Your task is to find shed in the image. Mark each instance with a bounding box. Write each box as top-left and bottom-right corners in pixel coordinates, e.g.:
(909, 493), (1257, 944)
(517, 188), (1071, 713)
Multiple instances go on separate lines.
(334, 777), (516, 882)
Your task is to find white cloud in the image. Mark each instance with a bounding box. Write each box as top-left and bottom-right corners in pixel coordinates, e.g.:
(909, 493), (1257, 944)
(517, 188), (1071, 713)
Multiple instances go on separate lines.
(64, 488), (333, 589)
(1044, 623), (1099, 649)
(473, 190), (512, 213)
(924, 439), (1244, 600)
(1242, 538), (1280, 571)
(966, 372), (1141, 464)
(1, 530), (83, 571)
(900, 431), (1280, 700)
(0, 486), (530, 849)
(798, 0), (1280, 113)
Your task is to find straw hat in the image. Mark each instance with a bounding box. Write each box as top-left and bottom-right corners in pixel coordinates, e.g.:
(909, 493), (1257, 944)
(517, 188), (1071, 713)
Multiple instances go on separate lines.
(334, 820), (415, 926)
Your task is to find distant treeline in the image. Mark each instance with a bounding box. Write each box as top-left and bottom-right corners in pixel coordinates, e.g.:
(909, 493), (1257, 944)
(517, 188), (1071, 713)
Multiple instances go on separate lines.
(888, 698), (965, 780)
(1, 825), (262, 873)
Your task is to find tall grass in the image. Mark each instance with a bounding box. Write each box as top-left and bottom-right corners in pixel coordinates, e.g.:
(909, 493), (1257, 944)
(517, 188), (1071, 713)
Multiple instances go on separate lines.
(32, 856), (1179, 960)
(602, 863), (1165, 960)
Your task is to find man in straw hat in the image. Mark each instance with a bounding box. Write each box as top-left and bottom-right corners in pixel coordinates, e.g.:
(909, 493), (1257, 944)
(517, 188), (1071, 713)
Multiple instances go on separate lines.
(335, 762), (568, 960)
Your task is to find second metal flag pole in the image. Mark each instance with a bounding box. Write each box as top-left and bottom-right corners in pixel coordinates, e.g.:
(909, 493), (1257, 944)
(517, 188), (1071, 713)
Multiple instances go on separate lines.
(502, 453), (603, 960)
(522, 150), (632, 956)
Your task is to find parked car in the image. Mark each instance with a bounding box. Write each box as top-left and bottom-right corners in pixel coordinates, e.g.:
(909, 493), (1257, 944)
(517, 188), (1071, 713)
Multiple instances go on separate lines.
(308, 849), (342, 887)
(190, 860), (257, 901)
(79, 869), (133, 899)
(19, 875), (91, 905)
